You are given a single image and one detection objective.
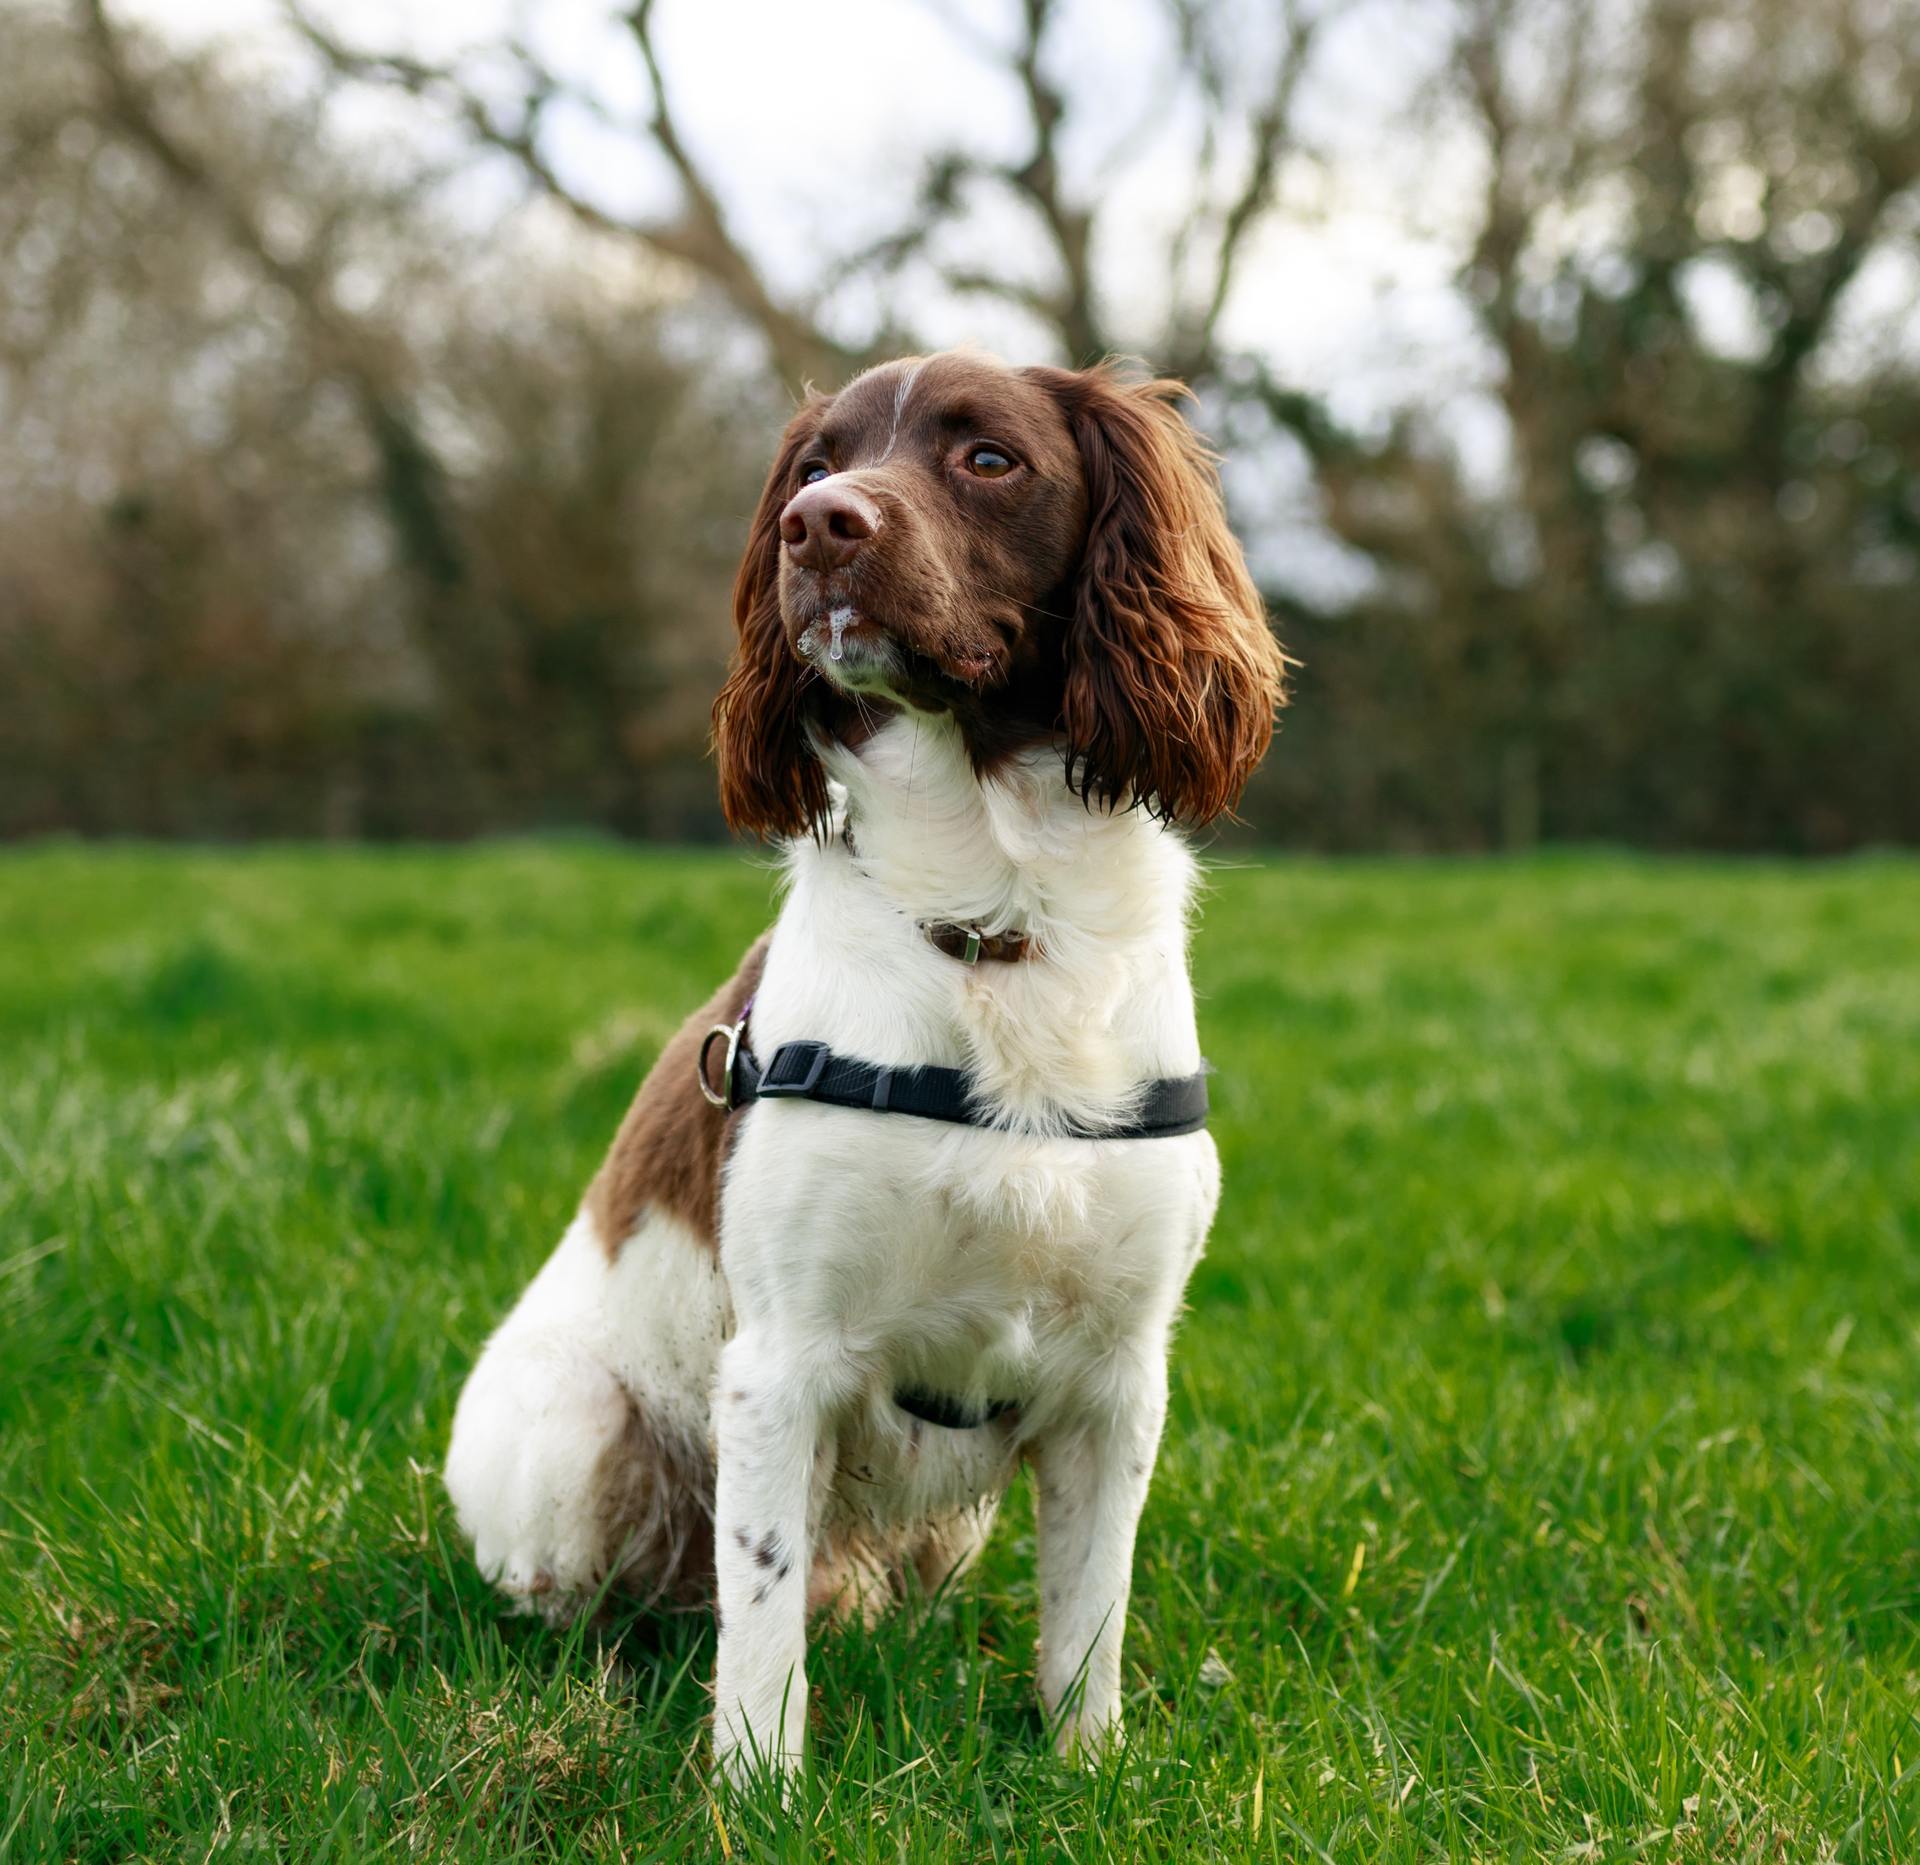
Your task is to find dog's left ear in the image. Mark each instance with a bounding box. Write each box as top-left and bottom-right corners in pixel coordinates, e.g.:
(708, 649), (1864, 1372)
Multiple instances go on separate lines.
(711, 398), (831, 839)
(1029, 365), (1288, 826)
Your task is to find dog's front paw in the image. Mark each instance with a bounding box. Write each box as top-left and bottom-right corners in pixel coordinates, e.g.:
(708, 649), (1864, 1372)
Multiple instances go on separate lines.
(1052, 1707), (1124, 1766)
(712, 1710), (804, 1803)
(1040, 1668), (1125, 1766)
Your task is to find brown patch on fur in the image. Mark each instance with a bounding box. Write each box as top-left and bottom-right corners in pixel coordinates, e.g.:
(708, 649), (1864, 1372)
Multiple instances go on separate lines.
(805, 1535), (898, 1629)
(801, 1506), (999, 1628)
(585, 933), (769, 1259)
(598, 1387), (716, 1610)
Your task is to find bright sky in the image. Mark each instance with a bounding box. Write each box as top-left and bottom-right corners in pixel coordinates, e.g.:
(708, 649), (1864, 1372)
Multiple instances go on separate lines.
(107, 0), (1920, 418)
(122, 0), (1490, 406)
(102, 0), (1920, 603)
(121, 0), (1509, 597)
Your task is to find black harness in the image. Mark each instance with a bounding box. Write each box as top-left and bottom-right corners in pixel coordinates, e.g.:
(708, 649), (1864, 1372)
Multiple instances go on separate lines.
(701, 1022), (1209, 1140)
(695, 975), (1211, 1431)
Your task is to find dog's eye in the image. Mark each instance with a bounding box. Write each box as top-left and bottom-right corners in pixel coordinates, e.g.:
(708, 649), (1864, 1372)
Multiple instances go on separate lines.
(964, 446), (1016, 479)
(799, 463), (831, 486)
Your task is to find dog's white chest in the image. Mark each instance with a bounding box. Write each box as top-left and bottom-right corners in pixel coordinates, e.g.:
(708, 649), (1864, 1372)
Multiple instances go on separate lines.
(721, 1106), (1219, 1418)
(714, 1113), (1218, 1550)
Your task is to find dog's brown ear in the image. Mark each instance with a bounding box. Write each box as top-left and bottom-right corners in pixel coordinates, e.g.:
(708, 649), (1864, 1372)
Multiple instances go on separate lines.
(711, 400), (831, 839)
(1032, 365), (1287, 826)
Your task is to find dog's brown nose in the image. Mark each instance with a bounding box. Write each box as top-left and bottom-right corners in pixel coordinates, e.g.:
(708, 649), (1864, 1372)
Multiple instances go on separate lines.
(779, 481), (881, 573)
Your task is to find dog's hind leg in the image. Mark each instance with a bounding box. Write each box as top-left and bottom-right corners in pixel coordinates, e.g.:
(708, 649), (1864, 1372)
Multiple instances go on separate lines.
(444, 1211), (717, 1620)
(446, 1324), (646, 1618)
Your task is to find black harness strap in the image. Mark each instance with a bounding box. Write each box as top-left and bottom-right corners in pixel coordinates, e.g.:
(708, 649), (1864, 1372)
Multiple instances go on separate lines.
(894, 1388), (1019, 1431)
(720, 1036), (1209, 1140)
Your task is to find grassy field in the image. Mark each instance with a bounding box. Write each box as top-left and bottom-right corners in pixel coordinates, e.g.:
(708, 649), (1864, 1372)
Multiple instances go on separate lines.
(3, 845), (1918, 1862)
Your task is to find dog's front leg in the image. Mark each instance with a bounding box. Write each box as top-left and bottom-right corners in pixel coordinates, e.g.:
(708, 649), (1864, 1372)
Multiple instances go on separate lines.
(711, 1332), (827, 1789)
(1031, 1354), (1168, 1760)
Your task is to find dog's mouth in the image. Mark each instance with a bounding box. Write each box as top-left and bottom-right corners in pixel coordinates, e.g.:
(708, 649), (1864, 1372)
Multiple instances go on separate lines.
(793, 604), (903, 694)
(790, 599), (1000, 698)
(795, 604), (876, 668)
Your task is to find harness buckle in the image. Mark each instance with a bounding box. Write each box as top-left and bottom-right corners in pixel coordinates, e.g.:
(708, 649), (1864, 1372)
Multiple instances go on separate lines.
(696, 1020), (743, 1110)
(757, 1040), (831, 1098)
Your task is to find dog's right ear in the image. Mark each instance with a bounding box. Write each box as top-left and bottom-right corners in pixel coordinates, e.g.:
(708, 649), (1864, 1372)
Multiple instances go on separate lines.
(1028, 364), (1287, 827)
(712, 400), (831, 839)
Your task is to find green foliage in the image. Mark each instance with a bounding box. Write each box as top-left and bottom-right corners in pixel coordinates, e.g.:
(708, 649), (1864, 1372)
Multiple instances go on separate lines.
(3, 845), (1918, 1860)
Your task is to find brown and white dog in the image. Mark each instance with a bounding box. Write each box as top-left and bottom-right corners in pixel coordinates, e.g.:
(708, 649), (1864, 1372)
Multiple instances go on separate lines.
(444, 351), (1286, 1784)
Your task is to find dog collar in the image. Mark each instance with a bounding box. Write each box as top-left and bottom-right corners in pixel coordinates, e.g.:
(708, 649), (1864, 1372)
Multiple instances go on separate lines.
(839, 818), (1037, 966)
(919, 922), (1036, 965)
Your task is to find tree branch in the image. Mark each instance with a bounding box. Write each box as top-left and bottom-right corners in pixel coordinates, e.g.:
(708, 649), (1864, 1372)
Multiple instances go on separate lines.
(939, 265), (1070, 328)
(288, 0), (853, 389)
(1187, 0), (1327, 368)
(998, 0), (1103, 362)
(76, 0), (468, 592)
(618, 0), (850, 384)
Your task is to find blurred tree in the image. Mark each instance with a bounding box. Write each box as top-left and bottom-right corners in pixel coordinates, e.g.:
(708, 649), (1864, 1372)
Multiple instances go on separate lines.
(2, 0), (1915, 847)
(1266, 0), (1920, 849)
(288, 0), (1343, 402)
(287, 0), (1920, 850)
(0, 2), (774, 836)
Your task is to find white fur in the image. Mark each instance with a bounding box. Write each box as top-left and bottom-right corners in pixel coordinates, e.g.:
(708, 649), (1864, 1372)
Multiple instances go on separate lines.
(445, 710), (1220, 1784)
(873, 358), (926, 465)
(446, 1207), (727, 1606)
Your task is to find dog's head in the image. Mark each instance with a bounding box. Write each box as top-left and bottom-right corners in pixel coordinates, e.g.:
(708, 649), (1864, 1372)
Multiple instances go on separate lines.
(713, 351), (1286, 836)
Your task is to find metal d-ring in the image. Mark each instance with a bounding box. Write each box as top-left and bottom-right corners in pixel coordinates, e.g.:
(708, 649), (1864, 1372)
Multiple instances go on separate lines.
(696, 1019), (743, 1110)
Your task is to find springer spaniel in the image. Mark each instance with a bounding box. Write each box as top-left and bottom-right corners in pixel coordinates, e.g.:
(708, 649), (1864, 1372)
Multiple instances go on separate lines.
(445, 351), (1286, 1784)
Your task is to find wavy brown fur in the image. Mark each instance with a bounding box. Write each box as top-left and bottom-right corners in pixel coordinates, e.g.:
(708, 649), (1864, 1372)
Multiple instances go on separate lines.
(586, 934), (769, 1258)
(1035, 365), (1289, 826)
(712, 413), (832, 840)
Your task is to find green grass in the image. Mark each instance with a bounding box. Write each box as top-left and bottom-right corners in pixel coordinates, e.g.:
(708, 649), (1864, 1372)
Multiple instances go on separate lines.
(3, 844), (1918, 1862)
